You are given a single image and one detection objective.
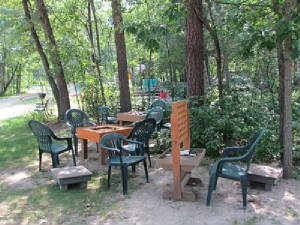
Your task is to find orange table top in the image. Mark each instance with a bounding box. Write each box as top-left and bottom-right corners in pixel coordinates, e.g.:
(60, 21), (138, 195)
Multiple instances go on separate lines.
(76, 125), (132, 142)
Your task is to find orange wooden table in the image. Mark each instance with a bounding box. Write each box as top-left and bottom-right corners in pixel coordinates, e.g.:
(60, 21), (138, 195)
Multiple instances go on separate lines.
(117, 111), (146, 125)
(76, 125), (132, 164)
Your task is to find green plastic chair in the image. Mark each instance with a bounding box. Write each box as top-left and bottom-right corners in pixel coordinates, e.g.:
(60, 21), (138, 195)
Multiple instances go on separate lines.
(151, 99), (171, 129)
(98, 106), (117, 124)
(151, 99), (167, 112)
(145, 106), (164, 131)
(64, 109), (95, 156)
(206, 129), (266, 208)
(123, 118), (156, 167)
(100, 133), (149, 195)
(28, 120), (76, 171)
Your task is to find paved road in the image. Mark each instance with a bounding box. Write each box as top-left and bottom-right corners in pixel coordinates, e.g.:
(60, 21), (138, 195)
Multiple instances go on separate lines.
(0, 94), (38, 121)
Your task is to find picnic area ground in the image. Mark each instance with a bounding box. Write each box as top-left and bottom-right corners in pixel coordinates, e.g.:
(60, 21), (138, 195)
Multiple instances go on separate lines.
(0, 96), (299, 225)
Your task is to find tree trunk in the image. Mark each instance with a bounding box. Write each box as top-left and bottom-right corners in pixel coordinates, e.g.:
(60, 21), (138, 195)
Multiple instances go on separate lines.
(206, 0), (223, 100)
(0, 47), (7, 95)
(272, 0), (293, 178)
(88, 0), (106, 105)
(282, 0), (293, 178)
(186, 0), (205, 98)
(0, 64), (19, 96)
(35, 0), (70, 120)
(111, 0), (131, 112)
(22, 0), (60, 114)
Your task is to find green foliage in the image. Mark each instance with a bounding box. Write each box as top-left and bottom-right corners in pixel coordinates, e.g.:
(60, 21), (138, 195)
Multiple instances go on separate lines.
(81, 82), (120, 122)
(190, 85), (280, 162)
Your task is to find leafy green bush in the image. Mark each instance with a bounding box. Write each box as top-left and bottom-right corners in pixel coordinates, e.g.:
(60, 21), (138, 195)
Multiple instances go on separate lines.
(80, 83), (120, 122)
(189, 87), (281, 162)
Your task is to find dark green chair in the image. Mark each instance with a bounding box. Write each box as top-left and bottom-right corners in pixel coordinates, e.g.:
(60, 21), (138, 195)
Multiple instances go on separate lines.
(28, 120), (76, 171)
(98, 106), (117, 124)
(64, 109), (95, 156)
(123, 118), (156, 167)
(151, 99), (171, 130)
(145, 106), (164, 131)
(151, 99), (167, 112)
(206, 129), (266, 208)
(100, 133), (149, 195)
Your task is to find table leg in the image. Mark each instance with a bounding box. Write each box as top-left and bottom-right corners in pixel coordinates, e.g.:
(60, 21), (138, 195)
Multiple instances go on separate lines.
(119, 120), (123, 126)
(82, 139), (88, 159)
(97, 144), (107, 165)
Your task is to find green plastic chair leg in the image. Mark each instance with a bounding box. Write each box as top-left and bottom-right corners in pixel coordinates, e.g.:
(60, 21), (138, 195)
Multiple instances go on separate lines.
(39, 151), (43, 171)
(121, 166), (128, 195)
(143, 159), (149, 183)
(107, 166), (111, 189)
(206, 174), (216, 206)
(240, 176), (248, 208)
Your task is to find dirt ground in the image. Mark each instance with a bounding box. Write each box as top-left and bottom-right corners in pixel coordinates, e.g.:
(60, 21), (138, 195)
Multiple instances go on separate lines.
(1, 139), (299, 225)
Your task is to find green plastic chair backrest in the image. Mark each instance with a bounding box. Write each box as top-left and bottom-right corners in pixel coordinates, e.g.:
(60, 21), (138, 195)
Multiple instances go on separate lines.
(28, 120), (53, 152)
(151, 99), (167, 111)
(100, 133), (125, 162)
(127, 118), (156, 145)
(98, 106), (110, 123)
(145, 107), (164, 125)
(64, 109), (90, 134)
(243, 129), (266, 171)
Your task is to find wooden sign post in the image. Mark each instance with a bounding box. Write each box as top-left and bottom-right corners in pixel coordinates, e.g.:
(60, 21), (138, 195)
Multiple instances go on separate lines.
(158, 100), (206, 201)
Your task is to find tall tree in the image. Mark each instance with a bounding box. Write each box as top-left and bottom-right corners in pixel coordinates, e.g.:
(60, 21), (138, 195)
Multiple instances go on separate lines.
(272, 0), (294, 178)
(281, 0), (293, 178)
(111, 0), (131, 112)
(22, 0), (61, 115)
(192, 0), (223, 100)
(86, 0), (106, 105)
(186, 0), (205, 99)
(35, 0), (70, 119)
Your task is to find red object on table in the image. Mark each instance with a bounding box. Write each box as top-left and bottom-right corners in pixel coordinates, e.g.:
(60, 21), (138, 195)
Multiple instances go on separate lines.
(159, 90), (168, 99)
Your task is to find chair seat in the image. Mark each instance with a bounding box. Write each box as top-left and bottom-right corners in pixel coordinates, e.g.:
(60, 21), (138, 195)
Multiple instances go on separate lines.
(107, 117), (117, 123)
(122, 143), (137, 153)
(162, 122), (171, 129)
(109, 155), (145, 166)
(211, 162), (246, 180)
(50, 143), (69, 153)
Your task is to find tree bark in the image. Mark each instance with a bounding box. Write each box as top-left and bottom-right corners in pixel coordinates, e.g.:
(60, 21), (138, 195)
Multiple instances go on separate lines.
(186, 0), (205, 98)
(111, 0), (131, 112)
(0, 64), (19, 96)
(22, 0), (60, 114)
(89, 0), (106, 105)
(35, 0), (70, 120)
(272, 0), (293, 178)
(192, 0), (223, 100)
(282, 0), (293, 178)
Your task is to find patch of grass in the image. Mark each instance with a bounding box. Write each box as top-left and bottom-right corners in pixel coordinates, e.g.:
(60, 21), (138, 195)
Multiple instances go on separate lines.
(284, 207), (299, 218)
(233, 216), (259, 225)
(0, 169), (140, 224)
(0, 116), (37, 169)
(0, 115), (144, 224)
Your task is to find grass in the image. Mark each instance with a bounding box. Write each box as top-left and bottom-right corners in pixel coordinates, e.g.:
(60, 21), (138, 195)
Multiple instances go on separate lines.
(0, 116), (37, 169)
(0, 115), (140, 224)
(233, 216), (259, 225)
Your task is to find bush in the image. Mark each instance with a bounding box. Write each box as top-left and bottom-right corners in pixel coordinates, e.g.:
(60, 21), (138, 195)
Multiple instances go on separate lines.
(189, 87), (281, 162)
